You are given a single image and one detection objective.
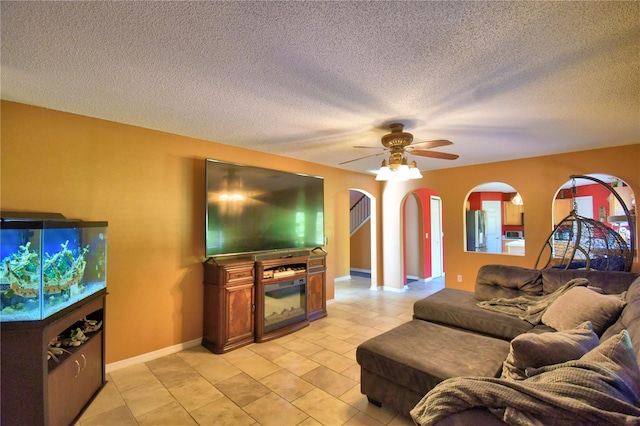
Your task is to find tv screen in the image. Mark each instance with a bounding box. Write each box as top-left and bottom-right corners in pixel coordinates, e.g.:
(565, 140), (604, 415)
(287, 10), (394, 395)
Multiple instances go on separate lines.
(205, 159), (325, 257)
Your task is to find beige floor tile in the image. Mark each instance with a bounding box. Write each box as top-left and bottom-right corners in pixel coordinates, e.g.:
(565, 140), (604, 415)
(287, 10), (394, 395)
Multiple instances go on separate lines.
(190, 396), (256, 426)
(309, 349), (356, 373)
(79, 380), (126, 420)
(220, 346), (256, 364)
(247, 341), (291, 360)
(341, 363), (361, 383)
(301, 366), (357, 397)
(344, 333), (374, 346)
(347, 323), (385, 339)
(388, 413), (416, 426)
(232, 353), (282, 380)
(167, 375), (225, 412)
(145, 354), (202, 388)
(297, 417), (324, 426)
(78, 404), (137, 426)
(340, 384), (397, 425)
(109, 363), (158, 393)
(243, 392), (308, 426)
(314, 335), (356, 354)
(215, 372), (271, 407)
(279, 336), (324, 357)
(320, 316), (359, 329)
(135, 400), (197, 425)
(259, 369), (315, 401)
(314, 325), (357, 340)
(293, 388), (359, 426)
(343, 411), (386, 426)
(120, 380), (177, 417)
(272, 350), (321, 376)
(294, 327), (328, 342)
(191, 356), (242, 384)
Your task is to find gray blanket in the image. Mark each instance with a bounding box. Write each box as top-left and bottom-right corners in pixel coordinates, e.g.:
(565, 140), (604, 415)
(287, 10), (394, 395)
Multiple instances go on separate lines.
(477, 278), (588, 325)
(410, 360), (640, 426)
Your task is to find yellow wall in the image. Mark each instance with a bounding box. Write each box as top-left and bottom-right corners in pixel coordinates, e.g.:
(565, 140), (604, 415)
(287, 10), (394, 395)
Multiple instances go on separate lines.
(0, 101), (380, 363)
(395, 145), (640, 290)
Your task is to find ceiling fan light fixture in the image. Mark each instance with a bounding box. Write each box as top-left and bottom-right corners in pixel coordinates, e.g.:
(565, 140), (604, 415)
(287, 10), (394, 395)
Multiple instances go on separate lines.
(375, 159), (392, 181)
(376, 156), (422, 181)
(409, 160), (423, 179)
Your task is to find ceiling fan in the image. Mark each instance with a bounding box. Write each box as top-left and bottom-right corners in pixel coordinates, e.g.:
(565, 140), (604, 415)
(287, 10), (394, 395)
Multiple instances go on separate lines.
(339, 123), (459, 166)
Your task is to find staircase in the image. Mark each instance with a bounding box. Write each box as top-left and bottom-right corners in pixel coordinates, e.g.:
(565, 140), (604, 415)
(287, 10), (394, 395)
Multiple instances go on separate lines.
(351, 195), (370, 235)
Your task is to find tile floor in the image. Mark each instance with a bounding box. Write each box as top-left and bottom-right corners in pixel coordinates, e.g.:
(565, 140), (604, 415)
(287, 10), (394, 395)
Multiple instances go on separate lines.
(77, 275), (444, 426)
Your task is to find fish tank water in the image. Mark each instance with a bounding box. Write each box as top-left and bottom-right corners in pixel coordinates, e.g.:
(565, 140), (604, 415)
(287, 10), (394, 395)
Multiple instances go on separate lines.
(0, 214), (107, 322)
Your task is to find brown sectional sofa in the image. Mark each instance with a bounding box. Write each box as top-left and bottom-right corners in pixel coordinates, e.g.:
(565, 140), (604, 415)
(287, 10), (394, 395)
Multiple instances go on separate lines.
(356, 265), (640, 424)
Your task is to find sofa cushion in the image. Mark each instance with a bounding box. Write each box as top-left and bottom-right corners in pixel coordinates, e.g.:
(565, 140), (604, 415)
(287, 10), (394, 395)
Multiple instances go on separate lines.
(580, 329), (640, 401)
(357, 320), (510, 396)
(501, 321), (599, 380)
(541, 286), (626, 335)
(414, 288), (533, 340)
(601, 276), (640, 366)
(541, 269), (639, 295)
(475, 264), (542, 301)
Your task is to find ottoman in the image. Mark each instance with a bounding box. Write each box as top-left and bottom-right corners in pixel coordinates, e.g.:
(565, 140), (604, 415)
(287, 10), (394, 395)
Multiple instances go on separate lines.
(356, 320), (510, 415)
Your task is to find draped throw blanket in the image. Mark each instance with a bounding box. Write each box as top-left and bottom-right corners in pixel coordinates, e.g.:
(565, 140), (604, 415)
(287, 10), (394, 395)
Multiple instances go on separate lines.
(477, 278), (588, 325)
(410, 359), (640, 426)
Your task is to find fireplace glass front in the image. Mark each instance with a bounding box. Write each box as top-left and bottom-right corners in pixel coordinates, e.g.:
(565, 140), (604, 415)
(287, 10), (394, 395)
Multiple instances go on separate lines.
(264, 277), (307, 333)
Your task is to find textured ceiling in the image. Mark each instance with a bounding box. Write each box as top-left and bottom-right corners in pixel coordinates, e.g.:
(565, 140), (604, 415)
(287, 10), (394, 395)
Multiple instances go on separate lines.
(2, 1), (639, 176)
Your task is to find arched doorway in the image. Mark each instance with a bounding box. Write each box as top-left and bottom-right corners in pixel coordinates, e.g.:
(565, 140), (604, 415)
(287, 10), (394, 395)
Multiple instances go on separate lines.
(348, 189), (378, 290)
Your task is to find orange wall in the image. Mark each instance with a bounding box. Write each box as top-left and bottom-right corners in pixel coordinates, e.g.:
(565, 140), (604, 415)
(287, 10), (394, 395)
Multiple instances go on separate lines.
(0, 101), (381, 363)
(402, 144), (640, 290)
(2, 101), (638, 363)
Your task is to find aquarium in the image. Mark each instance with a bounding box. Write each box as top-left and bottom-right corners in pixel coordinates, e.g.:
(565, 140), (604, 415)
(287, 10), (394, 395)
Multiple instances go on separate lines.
(0, 217), (107, 322)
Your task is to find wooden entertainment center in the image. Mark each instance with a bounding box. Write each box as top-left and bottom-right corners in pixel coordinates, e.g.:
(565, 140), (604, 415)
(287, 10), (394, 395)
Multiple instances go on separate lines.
(202, 250), (327, 354)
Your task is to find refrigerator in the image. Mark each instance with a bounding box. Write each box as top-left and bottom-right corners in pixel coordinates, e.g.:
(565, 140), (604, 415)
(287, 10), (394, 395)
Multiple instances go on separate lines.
(466, 210), (487, 252)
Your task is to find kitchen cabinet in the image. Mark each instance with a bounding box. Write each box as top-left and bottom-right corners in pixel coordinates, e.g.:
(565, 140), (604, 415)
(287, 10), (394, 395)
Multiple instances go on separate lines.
(503, 202), (524, 225)
(554, 199), (573, 225)
(0, 291), (106, 426)
(202, 258), (255, 354)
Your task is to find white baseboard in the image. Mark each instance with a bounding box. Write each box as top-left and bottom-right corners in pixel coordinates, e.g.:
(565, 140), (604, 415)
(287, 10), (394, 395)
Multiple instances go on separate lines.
(106, 337), (202, 374)
(382, 285), (408, 292)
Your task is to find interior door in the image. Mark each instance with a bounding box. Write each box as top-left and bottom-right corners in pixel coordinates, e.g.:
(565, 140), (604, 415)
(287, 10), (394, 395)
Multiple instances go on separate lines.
(430, 196), (443, 278)
(482, 201), (502, 253)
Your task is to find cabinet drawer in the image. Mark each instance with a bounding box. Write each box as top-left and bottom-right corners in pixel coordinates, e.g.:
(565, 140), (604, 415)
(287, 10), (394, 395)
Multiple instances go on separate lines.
(226, 267), (254, 283)
(308, 258), (325, 269)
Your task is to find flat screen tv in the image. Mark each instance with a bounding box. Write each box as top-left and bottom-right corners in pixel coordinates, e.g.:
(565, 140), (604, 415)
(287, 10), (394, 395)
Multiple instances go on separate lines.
(205, 159), (325, 257)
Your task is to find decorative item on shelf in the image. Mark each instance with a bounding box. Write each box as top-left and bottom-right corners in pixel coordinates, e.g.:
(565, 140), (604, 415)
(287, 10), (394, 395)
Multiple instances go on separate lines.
(82, 316), (102, 333)
(511, 192), (523, 206)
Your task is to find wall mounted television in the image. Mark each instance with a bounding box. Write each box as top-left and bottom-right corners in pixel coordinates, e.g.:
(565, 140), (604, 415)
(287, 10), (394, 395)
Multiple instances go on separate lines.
(205, 159), (325, 257)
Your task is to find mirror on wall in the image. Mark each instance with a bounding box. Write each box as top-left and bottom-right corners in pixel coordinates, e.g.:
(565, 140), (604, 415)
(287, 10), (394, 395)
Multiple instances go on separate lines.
(465, 182), (525, 255)
(553, 174), (636, 256)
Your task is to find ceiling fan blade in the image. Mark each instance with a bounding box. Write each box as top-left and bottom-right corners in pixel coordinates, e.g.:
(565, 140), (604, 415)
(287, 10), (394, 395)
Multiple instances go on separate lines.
(410, 150), (459, 160)
(352, 145), (386, 149)
(409, 139), (453, 149)
(339, 151), (387, 165)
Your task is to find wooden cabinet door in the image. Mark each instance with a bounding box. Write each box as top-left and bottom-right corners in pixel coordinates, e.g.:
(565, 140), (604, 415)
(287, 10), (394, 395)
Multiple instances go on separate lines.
(503, 202), (524, 225)
(47, 333), (103, 426)
(308, 272), (324, 314)
(226, 283), (254, 345)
